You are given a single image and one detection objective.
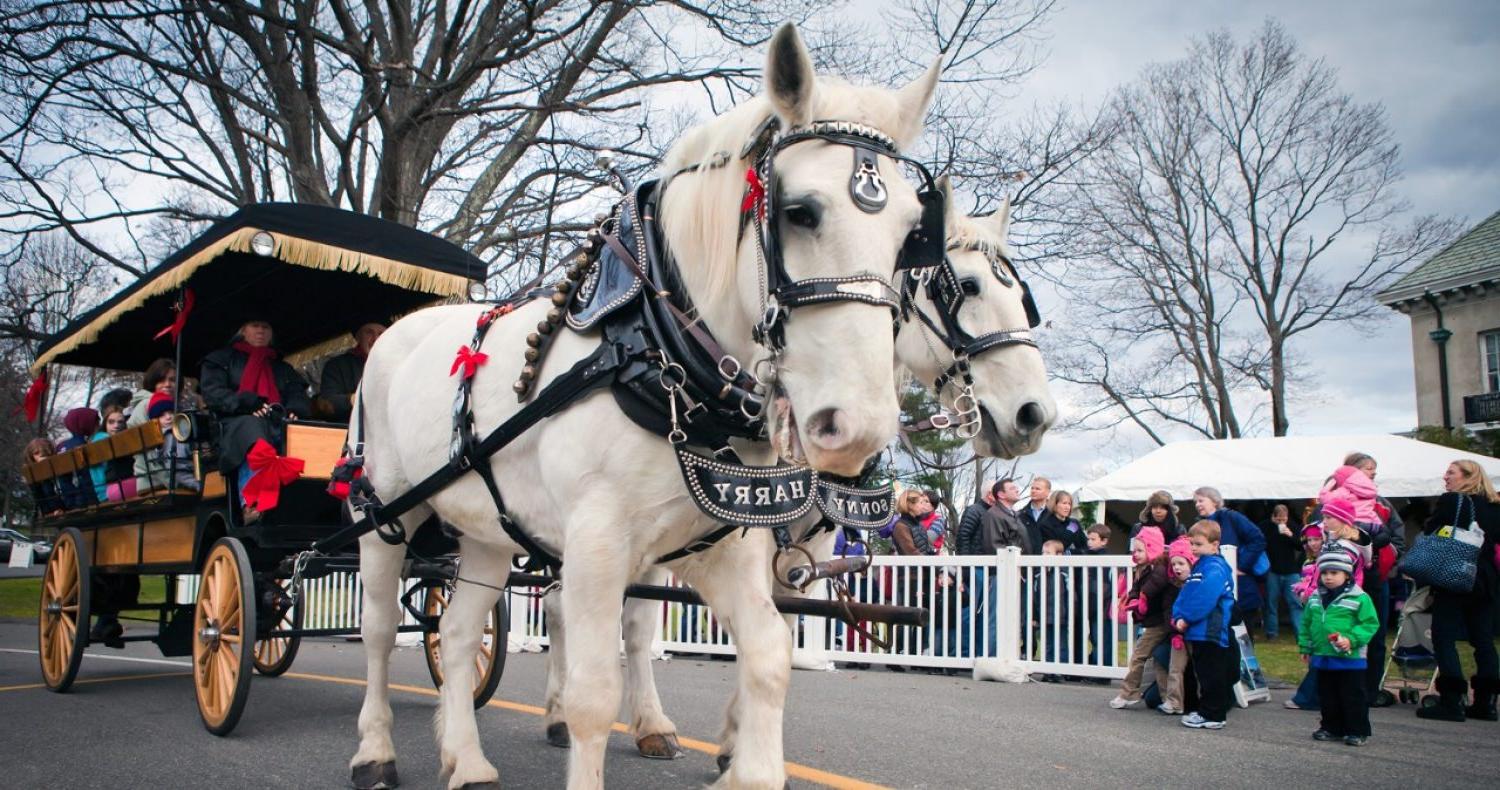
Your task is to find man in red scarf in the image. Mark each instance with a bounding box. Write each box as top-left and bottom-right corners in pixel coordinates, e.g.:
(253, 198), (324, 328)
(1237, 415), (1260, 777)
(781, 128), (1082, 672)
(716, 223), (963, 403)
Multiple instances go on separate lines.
(200, 315), (311, 518)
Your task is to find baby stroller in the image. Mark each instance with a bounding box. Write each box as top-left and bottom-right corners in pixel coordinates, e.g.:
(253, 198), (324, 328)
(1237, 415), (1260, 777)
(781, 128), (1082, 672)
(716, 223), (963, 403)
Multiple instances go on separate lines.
(1381, 585), (1440, 706)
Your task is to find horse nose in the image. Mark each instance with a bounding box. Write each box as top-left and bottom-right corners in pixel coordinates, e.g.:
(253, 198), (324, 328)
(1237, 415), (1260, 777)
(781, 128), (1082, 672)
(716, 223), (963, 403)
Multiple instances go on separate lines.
(804, 407), (853, 452)
(1015, 401), (1050, 435)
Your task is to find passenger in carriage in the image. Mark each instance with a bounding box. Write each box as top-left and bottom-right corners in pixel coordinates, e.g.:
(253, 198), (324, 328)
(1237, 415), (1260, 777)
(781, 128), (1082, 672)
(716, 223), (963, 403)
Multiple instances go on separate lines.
(89, 406), (138, 501)
(319, 320), (385, 422)
(200, 315), (310, 518)
(56, 407), (101, 508)
(126, 358), (176, 427)
(24, 438), (63, 514)
(133, 393), (200, 493)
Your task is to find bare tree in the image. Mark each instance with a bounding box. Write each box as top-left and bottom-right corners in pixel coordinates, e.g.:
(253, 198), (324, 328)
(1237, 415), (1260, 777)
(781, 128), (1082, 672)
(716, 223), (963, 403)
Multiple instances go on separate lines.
(1051, 20), (1458, 442)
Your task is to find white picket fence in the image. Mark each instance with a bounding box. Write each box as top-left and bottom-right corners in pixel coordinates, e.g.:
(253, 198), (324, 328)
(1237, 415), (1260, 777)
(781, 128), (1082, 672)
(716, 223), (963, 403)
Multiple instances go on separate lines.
(172, 547), (1243, 681)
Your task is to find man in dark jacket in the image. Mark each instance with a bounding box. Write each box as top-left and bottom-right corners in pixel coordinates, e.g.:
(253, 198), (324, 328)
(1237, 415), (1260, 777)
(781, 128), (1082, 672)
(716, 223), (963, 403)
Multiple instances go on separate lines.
(1259, 504), (1303, 640)
(319, 320), (385, 422)
(201, 318), (311, 512)
(1018, 476), (1051, 555)
(956, 480), (997, 557)
(960, 479), (1024, 658)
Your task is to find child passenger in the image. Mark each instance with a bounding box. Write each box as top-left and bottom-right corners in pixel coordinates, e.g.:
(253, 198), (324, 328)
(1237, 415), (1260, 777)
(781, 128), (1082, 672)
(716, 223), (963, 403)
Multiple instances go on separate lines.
(134, 393), (200, 493)
(1299, 546), (1379, 746)
(1110, 526), (1168, 709)
(1172, 520), (1237, 730)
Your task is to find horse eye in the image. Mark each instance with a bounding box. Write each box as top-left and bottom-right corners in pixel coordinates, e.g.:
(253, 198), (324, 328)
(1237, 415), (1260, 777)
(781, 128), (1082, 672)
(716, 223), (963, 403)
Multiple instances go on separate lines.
(783, 203), (819, 230)
(960, 277), (981, 296)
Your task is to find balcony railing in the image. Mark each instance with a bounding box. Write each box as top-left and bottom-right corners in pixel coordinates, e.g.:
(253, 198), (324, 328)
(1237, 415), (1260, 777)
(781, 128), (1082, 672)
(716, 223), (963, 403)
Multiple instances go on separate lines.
(1464, 391), (1500, 425)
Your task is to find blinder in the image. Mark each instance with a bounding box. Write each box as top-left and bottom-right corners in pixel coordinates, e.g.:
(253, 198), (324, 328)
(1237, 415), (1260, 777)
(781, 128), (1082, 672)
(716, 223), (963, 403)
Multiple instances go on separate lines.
(746, 120), (945, 352)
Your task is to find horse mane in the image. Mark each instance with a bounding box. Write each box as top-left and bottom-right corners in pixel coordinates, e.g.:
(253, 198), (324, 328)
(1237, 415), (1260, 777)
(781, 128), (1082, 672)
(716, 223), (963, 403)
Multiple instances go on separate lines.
(656, 77), (919, 307)
(946, 212), (1014, 263)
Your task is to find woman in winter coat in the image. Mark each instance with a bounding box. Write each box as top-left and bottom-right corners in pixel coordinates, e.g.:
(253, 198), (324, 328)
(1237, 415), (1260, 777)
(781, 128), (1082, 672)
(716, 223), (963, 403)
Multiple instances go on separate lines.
(891, 489), (935, 663)
(200, 316), (310, 515)
(1416, 459), (1500, 723)
(1193, 486), (1268, 614)
(1037, 489), (1086, 555)
(126, 358), (177, 428)
(1132, 489), (1183, 542)
(1332, 451), (1406, 705)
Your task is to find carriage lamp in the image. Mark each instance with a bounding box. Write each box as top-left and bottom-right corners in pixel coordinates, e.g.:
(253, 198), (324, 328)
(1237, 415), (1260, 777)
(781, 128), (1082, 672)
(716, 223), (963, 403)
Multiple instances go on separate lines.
(468, 280), (487, 302)
(250, 230), (276, 256)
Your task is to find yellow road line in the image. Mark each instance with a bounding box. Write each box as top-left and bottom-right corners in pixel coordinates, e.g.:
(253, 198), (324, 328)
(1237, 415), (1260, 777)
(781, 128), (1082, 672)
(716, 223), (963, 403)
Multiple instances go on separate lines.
(285, 670), (889, 790)
(0, 671), (190, 693)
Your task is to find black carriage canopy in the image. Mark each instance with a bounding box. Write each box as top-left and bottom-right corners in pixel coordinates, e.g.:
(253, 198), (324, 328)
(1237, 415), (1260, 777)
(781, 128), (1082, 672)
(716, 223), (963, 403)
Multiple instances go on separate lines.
(31, 202), (484, 376)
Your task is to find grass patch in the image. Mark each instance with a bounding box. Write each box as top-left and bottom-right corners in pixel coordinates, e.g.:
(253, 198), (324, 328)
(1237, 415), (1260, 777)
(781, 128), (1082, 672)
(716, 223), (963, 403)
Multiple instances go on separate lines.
(1252, 631), (1496, 685)
(1, 575), (169, 619)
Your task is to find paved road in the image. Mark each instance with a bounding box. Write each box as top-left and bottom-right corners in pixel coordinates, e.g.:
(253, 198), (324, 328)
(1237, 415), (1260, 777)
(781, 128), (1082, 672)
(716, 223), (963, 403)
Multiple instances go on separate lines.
(1, 619), (1494, 789)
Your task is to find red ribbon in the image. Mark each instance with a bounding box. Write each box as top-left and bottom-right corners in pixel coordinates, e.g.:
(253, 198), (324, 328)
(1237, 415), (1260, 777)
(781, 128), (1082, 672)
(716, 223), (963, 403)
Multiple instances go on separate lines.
(741, 168), (766, 221)
(450, 346), (489, 380)
(154, 288), (195, 343)
(242, 439), (305, 512)
(18, 370), (47, 422)
(326, 457), (363, 501)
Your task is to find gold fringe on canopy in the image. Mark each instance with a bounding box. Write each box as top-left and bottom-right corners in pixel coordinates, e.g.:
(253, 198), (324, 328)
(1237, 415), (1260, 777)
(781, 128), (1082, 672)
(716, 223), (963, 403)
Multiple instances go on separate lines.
(32, 226), (474, 375)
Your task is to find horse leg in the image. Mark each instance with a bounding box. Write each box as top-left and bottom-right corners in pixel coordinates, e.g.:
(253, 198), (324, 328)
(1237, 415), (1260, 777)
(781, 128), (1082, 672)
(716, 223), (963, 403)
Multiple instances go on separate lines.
(433, 538), (510, 789)
(623, 569), (681, 759)
(542, 589), (571, 748)
(349, 530), (412, 790)
(681, 535), (790, 790)
(560, 531), (630, 790)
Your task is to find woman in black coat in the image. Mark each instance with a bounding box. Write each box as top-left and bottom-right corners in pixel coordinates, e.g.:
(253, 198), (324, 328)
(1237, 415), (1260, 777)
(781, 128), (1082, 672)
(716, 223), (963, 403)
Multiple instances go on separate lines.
(1416, 459), (1500, 723)
(200, 318), (311, 504)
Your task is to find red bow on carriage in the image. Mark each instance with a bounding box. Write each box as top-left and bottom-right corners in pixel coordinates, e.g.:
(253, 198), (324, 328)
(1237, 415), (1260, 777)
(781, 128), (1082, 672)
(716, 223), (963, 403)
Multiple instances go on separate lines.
(242, 439), (305, 512)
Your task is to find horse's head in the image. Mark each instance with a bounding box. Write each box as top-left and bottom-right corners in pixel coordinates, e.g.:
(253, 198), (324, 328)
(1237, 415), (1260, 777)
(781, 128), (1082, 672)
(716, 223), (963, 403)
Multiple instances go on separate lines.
(897, 180), (1056, 458)
(659, 24), (942, 476)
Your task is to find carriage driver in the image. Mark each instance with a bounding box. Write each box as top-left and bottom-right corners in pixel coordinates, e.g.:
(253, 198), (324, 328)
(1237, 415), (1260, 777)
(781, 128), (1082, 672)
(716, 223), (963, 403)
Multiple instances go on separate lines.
(200, 311), (311, 521)
(319, 319), (385, 422)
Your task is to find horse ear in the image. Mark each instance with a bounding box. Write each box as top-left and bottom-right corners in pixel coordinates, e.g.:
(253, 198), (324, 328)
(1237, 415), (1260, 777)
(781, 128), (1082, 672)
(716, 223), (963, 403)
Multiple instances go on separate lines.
(990, 196), (1012, 239)
(892, 56), (942, 149)
(938, 176), (961, 237)
(764, 24), (815, 128)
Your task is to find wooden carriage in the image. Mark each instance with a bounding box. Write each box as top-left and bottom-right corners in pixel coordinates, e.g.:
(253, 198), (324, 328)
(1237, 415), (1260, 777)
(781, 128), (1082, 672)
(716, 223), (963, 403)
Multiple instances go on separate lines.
(26, 203), (506, 735)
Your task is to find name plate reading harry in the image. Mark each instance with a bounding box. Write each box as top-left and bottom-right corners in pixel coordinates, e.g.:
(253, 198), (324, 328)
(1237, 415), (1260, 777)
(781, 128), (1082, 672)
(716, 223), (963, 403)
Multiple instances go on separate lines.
(676, 446), (816, 527)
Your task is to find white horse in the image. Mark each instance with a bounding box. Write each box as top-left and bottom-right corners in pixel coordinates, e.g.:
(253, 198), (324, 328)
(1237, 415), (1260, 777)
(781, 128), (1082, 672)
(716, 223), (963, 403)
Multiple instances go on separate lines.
(347, 24), (944, 790)
(542, 189), (1058, 765)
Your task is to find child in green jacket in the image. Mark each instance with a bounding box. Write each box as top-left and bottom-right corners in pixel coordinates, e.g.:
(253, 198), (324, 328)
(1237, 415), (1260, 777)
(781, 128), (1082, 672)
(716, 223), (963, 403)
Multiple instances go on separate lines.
(1299, 544), (1379, 746)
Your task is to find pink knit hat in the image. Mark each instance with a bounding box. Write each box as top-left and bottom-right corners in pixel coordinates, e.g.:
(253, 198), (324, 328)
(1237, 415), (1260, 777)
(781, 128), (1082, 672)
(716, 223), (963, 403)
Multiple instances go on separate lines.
(1167, 536), (1194, 564)
(1134, 526), (1165, 562)
(1320, 497), (1357, 528)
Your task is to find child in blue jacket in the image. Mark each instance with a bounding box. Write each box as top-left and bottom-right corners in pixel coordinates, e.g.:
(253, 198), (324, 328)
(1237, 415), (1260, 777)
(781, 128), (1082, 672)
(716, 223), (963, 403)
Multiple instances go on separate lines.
(1172, 519), (1237, 730)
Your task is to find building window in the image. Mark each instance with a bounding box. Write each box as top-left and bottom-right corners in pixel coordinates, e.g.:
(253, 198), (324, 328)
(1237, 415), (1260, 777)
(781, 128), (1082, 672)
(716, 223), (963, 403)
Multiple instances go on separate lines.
(1485, 330), (1500, 393)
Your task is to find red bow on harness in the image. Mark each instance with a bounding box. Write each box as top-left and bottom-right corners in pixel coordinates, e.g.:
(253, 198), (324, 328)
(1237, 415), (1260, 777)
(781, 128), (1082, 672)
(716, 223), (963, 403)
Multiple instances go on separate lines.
(242, 439), (305, 512)
(326, 456), (363, 501)
(451, 346), (489, 380)
(154, 288), (195, 343)
(741, 167), (766, 221)
(18, 370), (47, 422)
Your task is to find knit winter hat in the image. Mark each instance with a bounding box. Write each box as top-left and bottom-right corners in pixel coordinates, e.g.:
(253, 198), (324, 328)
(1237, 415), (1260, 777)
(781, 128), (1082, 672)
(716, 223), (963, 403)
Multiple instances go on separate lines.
(1134, 526), (1165, 562)
(1316, 544), (1355, 577)
(62, 407), (100, 438)
(1300, 523), (1324, 539)
(1167, 536), (1194, 564)
(1320, 497), (1357, 529)
(147, 391), (175, 419)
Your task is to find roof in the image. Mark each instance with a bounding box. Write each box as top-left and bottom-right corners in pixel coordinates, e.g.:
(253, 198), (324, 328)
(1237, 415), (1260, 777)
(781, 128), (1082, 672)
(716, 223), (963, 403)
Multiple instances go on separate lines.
(33, 203), (485, 375)
(1076, 434), (1500, 501)
(1379, 209), (1500, 303)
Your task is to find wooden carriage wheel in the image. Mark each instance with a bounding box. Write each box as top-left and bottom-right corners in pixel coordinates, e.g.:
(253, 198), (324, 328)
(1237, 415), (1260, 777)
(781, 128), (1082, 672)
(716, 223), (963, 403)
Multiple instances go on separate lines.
(192, 537), (256, 736)
(422, 585), (508, 708)
(38, 528), (90, 692)
(252, 577), (302, 677)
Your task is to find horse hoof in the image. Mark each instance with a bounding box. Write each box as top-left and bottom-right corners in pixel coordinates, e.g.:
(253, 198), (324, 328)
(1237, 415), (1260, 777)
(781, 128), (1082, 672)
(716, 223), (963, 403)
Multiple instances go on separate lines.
(350, 761), (399, 790)
(636, 732), (683, 760)
(716, 753), (732, 774)
(545, 721), (570, 748)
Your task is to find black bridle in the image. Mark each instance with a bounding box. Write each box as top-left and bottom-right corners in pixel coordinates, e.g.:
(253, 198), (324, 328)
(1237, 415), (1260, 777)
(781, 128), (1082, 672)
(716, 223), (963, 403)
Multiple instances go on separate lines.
(901, 238), (1042, 399)
(741, 119), (946, 353)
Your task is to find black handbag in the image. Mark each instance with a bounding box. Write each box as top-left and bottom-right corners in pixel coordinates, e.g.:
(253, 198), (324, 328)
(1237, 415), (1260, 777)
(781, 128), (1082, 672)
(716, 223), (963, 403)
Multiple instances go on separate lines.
(1400, 495), (1483, 593)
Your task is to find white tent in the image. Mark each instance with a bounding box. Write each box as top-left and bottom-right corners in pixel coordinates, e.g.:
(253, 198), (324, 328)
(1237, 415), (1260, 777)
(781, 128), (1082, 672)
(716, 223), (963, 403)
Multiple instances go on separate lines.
(1076, 434), (1500, 502)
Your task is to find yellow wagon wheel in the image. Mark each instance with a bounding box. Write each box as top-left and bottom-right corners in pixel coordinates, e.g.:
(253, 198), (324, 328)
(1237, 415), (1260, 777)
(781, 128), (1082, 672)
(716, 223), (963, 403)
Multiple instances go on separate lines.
(253, 577), (302, 677)
(193, 537), (257, 736)
(422, 584), (508, 708)
(38, 527), (90, 692)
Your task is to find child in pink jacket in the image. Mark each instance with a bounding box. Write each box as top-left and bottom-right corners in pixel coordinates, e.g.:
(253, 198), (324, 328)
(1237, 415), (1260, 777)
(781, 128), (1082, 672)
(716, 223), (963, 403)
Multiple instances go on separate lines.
(1319, 465), (1382, 527)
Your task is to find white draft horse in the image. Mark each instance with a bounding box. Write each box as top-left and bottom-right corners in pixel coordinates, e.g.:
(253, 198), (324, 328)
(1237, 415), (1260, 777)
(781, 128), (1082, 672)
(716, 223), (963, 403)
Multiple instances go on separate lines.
(348, 24), (943, 790)
(543, 189), (1058, 766)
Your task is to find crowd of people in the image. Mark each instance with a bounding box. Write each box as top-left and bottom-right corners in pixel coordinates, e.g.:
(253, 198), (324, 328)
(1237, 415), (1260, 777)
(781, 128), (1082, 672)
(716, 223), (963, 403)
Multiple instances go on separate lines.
(862, 451), (1498, 742)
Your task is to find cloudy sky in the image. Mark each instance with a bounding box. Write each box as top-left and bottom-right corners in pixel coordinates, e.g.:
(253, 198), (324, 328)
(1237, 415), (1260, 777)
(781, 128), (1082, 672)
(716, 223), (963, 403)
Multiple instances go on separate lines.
(990, 0), (1500, 492)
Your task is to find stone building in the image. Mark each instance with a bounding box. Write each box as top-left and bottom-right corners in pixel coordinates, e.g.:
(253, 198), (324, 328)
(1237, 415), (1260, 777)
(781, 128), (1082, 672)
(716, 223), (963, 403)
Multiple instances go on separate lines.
(1378, 210), (1500, 439)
